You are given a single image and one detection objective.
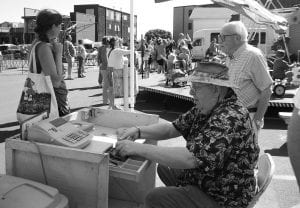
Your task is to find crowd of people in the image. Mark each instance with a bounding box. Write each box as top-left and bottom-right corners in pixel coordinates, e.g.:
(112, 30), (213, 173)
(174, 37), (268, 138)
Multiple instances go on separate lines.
(136, 33), (193, 75)
(21, 7), (300, 208)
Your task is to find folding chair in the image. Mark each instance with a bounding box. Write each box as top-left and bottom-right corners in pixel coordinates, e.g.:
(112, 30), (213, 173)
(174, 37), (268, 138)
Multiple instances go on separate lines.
(247, 153), (275, 208)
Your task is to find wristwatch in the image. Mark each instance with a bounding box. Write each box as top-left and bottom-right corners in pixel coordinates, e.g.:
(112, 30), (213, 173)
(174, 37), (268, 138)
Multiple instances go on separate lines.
(255, 119), (262, 128)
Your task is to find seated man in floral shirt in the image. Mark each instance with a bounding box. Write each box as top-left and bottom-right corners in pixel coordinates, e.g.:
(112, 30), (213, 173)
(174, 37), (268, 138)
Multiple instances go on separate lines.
(115, 62), (260, 208)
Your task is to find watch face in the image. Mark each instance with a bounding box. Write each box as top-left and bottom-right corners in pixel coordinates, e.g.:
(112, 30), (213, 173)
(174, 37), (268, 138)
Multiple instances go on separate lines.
(256, 120), (262, 127)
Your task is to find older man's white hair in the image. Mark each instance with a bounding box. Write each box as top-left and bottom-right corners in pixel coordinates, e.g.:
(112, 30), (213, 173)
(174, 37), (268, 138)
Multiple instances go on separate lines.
(222, 21), (248, 42)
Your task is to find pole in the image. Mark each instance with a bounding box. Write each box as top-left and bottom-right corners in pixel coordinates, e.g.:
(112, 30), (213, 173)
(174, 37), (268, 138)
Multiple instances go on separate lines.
(282, 34), (291, 63)
(123, 59), (129, 111)
(130, 0), (135, 110)
(141, 34), (144, 79)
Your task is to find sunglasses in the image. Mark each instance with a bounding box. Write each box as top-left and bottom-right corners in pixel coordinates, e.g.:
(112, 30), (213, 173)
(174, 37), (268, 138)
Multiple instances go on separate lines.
(218, 34), (237, 42)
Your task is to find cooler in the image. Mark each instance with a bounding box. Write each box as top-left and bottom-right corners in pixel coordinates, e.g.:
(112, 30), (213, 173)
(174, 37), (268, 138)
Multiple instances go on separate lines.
(0, 174), (68, 208)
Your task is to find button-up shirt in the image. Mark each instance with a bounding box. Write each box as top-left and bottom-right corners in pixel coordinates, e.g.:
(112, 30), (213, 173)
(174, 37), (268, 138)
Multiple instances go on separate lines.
(226, 43), (273, 108)
(172, 89), (259, 208)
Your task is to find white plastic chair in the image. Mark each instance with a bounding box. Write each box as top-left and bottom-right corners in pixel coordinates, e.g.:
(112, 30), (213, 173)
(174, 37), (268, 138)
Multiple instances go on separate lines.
(247, 153), (275, 208)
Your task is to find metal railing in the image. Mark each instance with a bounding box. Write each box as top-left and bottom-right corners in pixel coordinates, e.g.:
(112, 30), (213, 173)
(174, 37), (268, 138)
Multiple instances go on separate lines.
(0, 55), (29, 73)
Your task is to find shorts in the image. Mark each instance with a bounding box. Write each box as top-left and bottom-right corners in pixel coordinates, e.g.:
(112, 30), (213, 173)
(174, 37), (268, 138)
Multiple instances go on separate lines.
(157, 59), (165, 66)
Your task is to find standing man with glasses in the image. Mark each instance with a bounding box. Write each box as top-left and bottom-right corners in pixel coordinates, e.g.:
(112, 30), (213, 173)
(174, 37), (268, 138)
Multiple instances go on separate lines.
(219, 21), (273, 137)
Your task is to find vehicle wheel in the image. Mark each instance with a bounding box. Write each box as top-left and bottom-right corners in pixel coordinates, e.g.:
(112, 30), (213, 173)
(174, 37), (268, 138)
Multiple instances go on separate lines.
(273, 84), (285, 97)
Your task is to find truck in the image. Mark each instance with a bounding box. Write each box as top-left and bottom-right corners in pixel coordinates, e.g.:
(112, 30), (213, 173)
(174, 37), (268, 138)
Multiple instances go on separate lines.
(191, 27), (278, 61)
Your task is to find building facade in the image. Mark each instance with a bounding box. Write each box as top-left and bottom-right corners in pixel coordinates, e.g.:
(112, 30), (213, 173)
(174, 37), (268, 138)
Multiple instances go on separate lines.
(173, 4), (220, 42)
(0, 22), (24, 44)
(73, 4), (137, 44)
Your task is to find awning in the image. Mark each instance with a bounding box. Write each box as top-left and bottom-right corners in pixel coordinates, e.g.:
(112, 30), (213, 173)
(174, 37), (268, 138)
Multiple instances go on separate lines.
(154, 0), (171, 2)
(211, 0), (288, 32)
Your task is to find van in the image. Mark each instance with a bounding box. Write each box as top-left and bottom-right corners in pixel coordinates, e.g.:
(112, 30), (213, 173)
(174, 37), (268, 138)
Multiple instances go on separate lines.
(191, 27), (276, 60)
(0, 44), (22, 59)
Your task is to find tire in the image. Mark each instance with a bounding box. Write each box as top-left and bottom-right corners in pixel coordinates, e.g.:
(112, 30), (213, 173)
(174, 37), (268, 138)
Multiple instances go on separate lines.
(273, 84), (285, 97)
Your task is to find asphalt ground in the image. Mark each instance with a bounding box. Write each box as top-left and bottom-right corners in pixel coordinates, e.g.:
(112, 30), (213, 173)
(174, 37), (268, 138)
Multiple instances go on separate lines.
(0, 65), (299, 207)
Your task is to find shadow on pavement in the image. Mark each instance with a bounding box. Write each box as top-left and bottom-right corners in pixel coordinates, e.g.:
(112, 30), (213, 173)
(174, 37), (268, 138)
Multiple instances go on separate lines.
(265, 143), (288, 157)
(0, 121), (21, 143)
(89, 93), (102, 97)
(263, 118), (287, 130)
(0, 121), (19, 128)
(71, 103), (109, 113)
(0, 129), (20, 143)
(68, 86), (99, 91)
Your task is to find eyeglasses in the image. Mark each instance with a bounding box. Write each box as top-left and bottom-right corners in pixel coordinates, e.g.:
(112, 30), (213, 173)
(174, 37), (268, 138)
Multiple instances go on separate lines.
(218, 34), (237, 42)
(190, 83), (211, 92)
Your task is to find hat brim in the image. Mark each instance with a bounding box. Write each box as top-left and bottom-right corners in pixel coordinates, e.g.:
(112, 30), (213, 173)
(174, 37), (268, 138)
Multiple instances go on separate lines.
(187, 75), (238, 88)
(187, 61), (238, 88)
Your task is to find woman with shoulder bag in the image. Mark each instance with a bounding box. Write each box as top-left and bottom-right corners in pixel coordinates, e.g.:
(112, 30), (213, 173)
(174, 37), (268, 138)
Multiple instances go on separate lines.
(30, 9), (70, 117)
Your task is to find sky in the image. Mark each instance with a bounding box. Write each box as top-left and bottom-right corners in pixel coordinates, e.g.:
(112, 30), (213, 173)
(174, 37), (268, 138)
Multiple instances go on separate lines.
(0, 0), (213, 37)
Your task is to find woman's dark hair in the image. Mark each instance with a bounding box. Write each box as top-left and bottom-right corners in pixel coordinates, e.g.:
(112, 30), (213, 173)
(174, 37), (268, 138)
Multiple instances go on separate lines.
(109, 36), (116, 49)
(34, 9), (62, 42)
(102, 36), (110, 45)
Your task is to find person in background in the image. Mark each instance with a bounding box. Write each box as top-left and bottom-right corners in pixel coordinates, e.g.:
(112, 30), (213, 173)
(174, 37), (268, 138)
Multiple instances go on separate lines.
(177, 33), (185, 48)
(107, 36), (130, 110)
(77, 39), (87, 78)
(115, 62), (259, 208)
(31, 8), (70, 116)
(64, 34), (75, 80)
(272, 49), (295, 83)
(185, 33), (193, 51)
(219, 21), (273, 138)
(97, 36), (111, 105)
(156, 38), (167, 74)
(205, 38), (218, 59)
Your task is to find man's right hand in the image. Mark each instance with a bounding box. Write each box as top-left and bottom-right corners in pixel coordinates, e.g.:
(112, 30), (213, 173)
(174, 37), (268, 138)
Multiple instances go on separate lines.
(116, 127), (138, 140)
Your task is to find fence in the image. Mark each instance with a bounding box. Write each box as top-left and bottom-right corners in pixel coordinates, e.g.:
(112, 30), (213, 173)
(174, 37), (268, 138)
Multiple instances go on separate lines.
(0, 58), (29, 73)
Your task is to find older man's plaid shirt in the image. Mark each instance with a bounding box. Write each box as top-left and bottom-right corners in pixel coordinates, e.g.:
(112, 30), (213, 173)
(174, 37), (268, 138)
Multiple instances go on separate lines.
(225, 44), (273, 108)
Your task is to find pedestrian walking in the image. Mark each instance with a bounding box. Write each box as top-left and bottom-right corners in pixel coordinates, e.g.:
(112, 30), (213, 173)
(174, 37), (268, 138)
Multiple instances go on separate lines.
(77, 39), (86, 78)
(64, 34), (75, 80)
(97, 36), (111, 105)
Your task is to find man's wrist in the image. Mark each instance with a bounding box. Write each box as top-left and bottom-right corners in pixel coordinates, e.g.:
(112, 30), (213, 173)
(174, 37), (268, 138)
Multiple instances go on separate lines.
(254, 119), (263, 128)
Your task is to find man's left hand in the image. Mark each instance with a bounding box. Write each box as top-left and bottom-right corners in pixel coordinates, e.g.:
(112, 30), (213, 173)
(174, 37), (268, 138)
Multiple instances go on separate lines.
(115, 140), (141, 157)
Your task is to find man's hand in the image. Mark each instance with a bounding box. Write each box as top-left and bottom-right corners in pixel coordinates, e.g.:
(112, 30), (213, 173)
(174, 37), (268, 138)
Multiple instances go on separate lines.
(116, 127), (138, 140)
(115, 140), (141, 157)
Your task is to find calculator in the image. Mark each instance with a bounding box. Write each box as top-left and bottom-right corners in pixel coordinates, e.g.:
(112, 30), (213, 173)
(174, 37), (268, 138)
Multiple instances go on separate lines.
(27, 117), (93, 149)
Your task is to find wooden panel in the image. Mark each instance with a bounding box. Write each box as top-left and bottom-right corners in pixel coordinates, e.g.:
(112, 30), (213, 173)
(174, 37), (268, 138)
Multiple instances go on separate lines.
(5, 138), (109, 208)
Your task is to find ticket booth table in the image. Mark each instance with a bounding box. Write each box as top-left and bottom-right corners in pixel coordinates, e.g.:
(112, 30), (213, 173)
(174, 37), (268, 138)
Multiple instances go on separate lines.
(5, 108), (159, 208)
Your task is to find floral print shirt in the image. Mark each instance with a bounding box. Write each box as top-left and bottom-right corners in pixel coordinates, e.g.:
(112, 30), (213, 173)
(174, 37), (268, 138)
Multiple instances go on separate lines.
(172, 89), (260, 208)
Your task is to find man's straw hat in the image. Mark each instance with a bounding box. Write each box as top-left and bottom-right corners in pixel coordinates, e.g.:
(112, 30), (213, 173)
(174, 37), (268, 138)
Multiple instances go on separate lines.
(188, 62), (238, 88)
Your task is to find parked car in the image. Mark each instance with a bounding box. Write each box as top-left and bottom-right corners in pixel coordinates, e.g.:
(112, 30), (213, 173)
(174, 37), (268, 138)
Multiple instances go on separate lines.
(0, 44), (22, 59)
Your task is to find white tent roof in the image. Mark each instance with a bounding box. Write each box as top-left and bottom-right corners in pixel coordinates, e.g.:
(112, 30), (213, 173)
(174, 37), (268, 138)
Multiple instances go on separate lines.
(212, 0), (288, 32)
(190, 7), (236, 19)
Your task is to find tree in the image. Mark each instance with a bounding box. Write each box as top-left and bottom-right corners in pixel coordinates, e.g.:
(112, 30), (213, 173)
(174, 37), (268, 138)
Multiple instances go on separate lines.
(144, 29), (172, 42)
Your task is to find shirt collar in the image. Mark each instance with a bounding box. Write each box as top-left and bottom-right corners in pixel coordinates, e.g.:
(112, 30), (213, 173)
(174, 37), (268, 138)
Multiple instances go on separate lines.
(230, 43), (247, 60)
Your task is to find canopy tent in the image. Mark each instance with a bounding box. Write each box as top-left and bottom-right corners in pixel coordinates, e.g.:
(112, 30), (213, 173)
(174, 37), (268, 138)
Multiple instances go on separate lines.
(211, 0), (288, 32)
